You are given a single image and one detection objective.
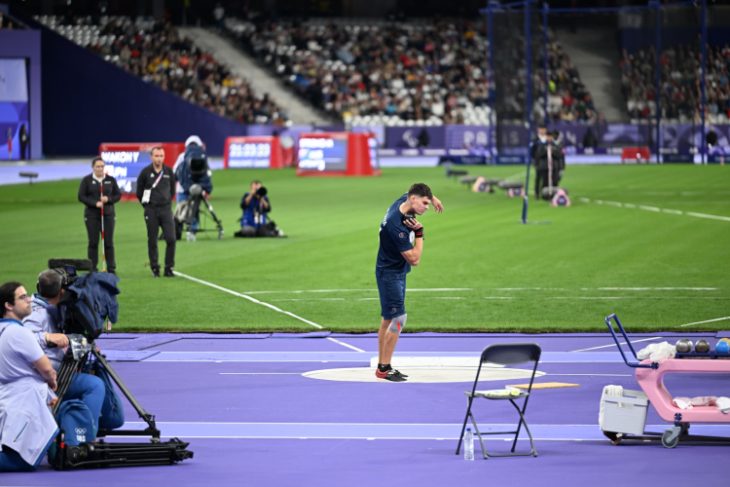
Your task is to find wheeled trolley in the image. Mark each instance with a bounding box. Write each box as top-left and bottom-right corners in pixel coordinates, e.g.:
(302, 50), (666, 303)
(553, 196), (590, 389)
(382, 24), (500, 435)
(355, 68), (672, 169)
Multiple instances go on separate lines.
(602, 314), (730, 448)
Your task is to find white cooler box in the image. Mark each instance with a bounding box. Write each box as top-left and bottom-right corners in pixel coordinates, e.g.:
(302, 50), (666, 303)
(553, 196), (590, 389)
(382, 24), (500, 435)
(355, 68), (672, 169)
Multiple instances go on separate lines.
(599, 386), (649, 436)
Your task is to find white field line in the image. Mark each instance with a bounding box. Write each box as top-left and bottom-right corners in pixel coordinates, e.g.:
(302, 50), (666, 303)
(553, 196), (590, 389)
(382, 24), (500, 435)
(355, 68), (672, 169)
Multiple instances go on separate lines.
(174, 271), (364, 352)
(174, 271), (324, 329)
(677, 315), (730, 328)
(580, 197), (730, 222)
(270, 297), (465, 302)
(573, 316), (730, 352)
(551, 296), (724, 300)
(546, 373), (632, 377)
(243, 288), (472, 295)
(247, 287), (717, 294)
(269, 295), (723, 303)
(219, 373), (301, 375)
(326, 337), (366, 352)
(272, 298), (346, 302)
(596, 287), (717, 291)
(572, 336), (661, 352)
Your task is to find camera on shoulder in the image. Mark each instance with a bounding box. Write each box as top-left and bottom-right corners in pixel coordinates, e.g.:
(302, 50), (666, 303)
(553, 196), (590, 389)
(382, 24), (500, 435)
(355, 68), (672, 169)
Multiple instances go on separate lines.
(48, 258), (118, 342)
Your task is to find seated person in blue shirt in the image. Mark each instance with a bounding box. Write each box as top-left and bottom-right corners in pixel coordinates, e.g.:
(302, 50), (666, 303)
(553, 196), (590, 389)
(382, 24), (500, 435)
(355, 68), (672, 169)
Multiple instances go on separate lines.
(235, 180), (276, 237)
(0, 281), (58, 472)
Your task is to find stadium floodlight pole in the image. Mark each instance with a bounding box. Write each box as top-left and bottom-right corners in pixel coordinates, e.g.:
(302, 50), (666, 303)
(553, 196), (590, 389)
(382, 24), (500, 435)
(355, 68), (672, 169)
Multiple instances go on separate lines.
(485, 1), (496, 164)
(700, 0), (708, 165)
(542, 1), (549, 128)
(522, 0), (535, 224)
(652, 0), (662, 165)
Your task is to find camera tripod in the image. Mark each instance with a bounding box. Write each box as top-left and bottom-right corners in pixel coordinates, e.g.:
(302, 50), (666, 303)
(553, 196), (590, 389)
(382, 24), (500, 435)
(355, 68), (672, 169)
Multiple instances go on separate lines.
(176, 192), (224, 241)
(52, 338), (193, 469)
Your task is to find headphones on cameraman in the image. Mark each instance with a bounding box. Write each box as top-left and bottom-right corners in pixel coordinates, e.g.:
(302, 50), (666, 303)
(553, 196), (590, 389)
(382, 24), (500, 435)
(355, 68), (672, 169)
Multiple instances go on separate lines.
(36, 268), (66, 298)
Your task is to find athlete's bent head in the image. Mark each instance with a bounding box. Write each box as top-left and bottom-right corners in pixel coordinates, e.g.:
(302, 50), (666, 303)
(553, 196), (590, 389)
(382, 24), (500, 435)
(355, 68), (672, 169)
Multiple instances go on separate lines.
(407, 183), (432, 215)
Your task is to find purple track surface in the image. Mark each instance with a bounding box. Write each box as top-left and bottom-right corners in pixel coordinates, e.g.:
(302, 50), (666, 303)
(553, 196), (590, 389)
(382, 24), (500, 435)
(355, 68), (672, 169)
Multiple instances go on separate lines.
(3, 332), (729, 487)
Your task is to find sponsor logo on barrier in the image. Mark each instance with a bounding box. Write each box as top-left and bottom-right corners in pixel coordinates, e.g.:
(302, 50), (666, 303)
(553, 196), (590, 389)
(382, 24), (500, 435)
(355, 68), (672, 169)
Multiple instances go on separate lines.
(101, 151), (140, 163)
(106, 165), (128, 178)
(298, 156), (326, 172)
(299, 138), (335, 149)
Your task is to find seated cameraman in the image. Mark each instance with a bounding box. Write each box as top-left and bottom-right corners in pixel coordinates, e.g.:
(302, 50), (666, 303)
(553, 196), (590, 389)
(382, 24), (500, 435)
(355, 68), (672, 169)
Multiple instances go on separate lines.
(22, 270), (105, 440)
(235, 180), (273, 237)
(0, 281), (58, 472)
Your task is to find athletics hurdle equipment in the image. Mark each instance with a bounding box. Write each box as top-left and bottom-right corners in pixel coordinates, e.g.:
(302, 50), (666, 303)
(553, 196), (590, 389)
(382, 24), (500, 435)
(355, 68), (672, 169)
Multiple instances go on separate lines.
(602, 314), (730, 448)
(498, 180), (524, 198)
(469, 176), (502, 193)
(444, 163), (468, 179)
(456, 343), (541, 459)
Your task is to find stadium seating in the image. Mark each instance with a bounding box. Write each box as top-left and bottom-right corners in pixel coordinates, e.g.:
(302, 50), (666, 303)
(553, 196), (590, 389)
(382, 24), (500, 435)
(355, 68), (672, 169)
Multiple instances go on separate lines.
(620, 44), (730, 125)
(35, 15), (289, 125)
(224, 18), (598, 127)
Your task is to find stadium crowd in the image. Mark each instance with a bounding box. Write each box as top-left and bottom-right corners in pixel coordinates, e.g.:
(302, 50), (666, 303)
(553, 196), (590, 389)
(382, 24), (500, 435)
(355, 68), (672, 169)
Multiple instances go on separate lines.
(37, 15), (288, 125)
(225, 18), (598, 126)
(535, 38), (599, 124)
(491, 26), (599, 125)
(620, 43), (730, 123)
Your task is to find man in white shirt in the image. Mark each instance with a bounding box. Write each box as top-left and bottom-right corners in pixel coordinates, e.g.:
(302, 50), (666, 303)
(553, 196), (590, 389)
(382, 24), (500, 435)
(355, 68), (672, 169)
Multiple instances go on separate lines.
(0, 281), (58, 471)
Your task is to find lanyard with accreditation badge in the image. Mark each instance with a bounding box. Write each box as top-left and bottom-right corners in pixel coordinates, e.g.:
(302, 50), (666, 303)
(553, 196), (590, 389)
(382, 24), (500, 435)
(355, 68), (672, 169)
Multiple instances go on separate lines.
(141, 168), (165, 204)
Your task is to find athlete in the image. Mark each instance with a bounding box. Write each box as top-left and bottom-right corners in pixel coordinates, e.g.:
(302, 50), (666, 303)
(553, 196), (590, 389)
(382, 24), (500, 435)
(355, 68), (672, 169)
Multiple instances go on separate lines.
(375, 183), (442, 382)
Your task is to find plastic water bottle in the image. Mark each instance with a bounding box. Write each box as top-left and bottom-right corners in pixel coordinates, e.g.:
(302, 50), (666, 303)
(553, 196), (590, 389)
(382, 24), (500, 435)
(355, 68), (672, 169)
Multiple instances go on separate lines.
(464, 427), (475, 461)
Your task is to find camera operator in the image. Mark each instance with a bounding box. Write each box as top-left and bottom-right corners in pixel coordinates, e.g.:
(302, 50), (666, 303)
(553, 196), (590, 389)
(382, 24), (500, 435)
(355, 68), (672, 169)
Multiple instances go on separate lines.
(235, 180), (272, 237)
(78, 157), (121, 274)
(136, 146), (176, 277)
(22, 270), (105, 438)
(174, 135), (212, 240)
(0, 281), (58, 472)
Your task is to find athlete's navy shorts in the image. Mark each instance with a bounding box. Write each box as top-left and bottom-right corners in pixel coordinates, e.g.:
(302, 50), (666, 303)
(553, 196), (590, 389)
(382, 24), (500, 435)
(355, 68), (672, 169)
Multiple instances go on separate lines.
(375, 269), (407, 319)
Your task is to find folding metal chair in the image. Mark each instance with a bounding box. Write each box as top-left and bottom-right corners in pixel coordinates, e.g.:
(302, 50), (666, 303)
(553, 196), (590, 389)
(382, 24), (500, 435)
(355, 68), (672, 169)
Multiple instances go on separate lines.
(455, 343), (541, 458)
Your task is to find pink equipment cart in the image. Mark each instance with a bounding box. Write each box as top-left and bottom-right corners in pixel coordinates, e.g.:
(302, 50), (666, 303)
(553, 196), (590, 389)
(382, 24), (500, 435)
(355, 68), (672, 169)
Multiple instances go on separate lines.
(603, 314), (730, 448)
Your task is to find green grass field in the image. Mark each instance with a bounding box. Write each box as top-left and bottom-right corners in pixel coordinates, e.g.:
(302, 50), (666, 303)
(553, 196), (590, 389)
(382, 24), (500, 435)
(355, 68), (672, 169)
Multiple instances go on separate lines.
(1, 164), (728, 333)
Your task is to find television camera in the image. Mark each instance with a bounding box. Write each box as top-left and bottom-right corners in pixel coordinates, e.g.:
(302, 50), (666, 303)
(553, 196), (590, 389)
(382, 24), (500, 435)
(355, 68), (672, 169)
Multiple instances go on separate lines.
(47, 259), (192, 469)
(174, 142), (224, 241)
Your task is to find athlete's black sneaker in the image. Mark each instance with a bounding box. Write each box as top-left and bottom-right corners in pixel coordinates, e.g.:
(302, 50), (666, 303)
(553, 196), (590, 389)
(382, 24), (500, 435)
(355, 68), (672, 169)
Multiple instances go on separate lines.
(375, 369), (407, 382)
(391, 369), (408, 379)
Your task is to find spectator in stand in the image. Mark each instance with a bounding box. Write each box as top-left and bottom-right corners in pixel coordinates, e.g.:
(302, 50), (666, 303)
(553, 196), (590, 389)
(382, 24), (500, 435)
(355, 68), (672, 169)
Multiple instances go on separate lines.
(41, 16), (287, 125)
(620, 43), (730, 124)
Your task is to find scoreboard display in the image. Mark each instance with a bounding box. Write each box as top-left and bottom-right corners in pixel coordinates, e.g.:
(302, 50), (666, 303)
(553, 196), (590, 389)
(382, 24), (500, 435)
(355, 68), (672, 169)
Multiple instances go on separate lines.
(296, 132), (378, 176)
(297, 133), (348, 172)
(223, 136), (283, 169)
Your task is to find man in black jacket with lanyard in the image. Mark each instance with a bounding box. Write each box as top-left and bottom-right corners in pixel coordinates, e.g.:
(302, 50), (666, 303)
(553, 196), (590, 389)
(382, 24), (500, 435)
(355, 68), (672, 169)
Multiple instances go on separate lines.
(78, 157), (122, 273)
(136, 146), (176, 277)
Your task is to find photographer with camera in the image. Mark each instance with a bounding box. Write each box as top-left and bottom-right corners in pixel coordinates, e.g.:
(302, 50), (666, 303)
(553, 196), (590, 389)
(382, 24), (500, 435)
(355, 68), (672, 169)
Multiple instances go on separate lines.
(235, 180), (278, 237)
(22, 270), (106, 440)
(136, 146), (176, 277)
(78, 157), (121, 274)
(0, 281), (58, 471)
